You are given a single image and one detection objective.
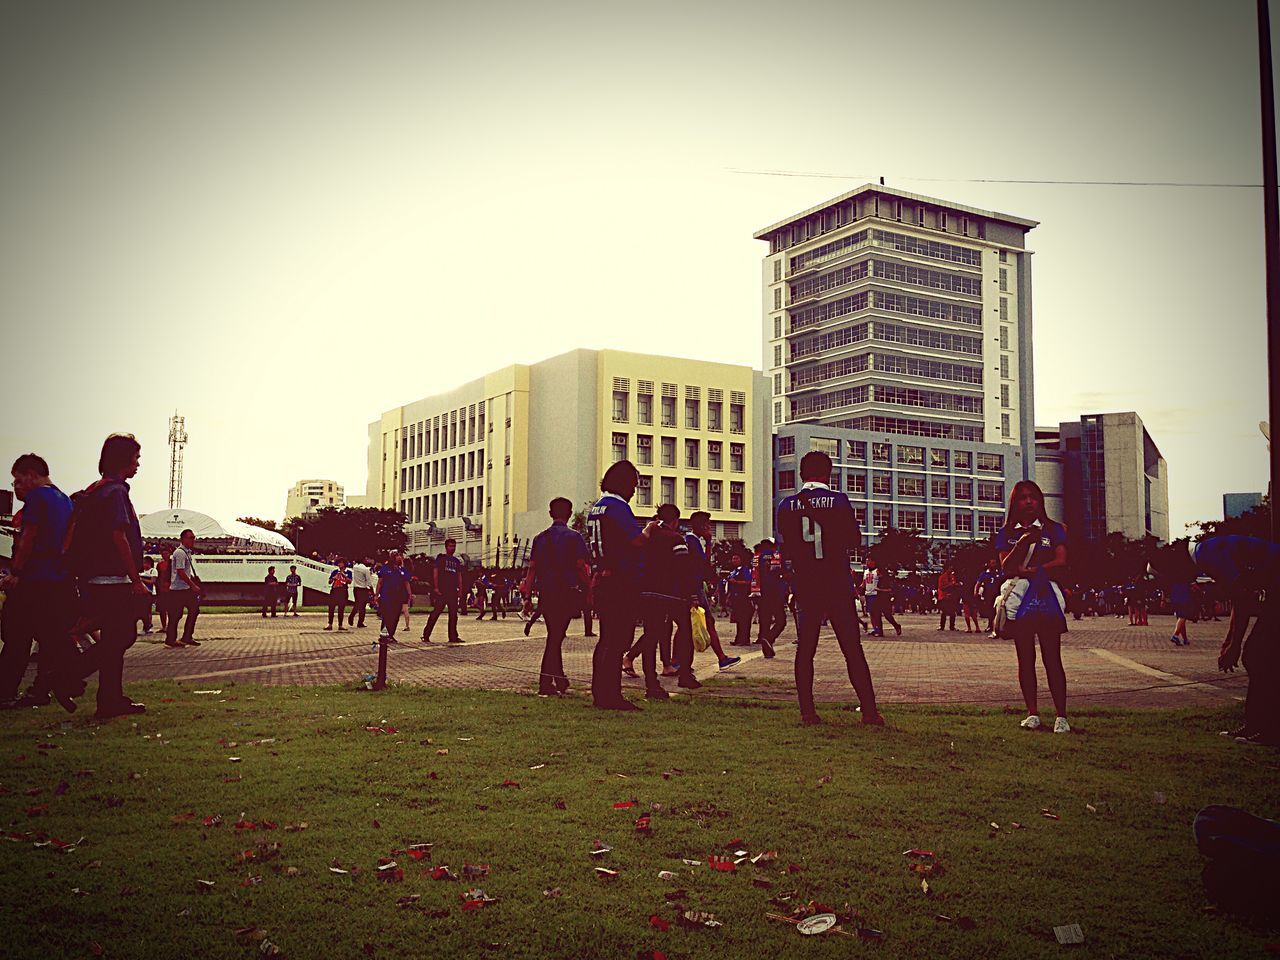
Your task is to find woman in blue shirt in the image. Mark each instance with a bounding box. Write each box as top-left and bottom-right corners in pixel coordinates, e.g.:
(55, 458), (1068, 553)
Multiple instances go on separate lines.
(995, 480), (1070, 734)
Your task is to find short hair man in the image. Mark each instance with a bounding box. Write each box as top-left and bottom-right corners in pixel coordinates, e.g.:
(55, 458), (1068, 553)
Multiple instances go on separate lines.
(349, 557), (374, 628)
(684, 511), (740, 671)
(775, 450), (883, 727)
(521, 497), (591, 695)
(165, 528), (203, 647)
(422, 538), (465, 644)
(283, 565), (302, 616)
(727, 550), (755, 647)
(262, 565), (279, 618)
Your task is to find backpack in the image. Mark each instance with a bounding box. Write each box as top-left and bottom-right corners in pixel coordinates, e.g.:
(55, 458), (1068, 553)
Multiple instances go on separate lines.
(62, 478), (119, 579)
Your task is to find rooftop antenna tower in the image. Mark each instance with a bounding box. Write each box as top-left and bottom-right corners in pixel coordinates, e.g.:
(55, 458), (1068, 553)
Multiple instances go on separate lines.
(167, 412), (188, 509)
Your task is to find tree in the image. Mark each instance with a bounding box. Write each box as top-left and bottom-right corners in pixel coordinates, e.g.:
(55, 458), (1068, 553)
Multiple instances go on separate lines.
(570, 500), (595, 537)
(870, 528), (929, 574)
(1068, 532), (1158, 588)
(945, 538), (997, 582)
(1191, 495), (1271, 541)
(236, 516), (278, 532)
(280, 507), (406, 560)
(711, 538), (749, 573)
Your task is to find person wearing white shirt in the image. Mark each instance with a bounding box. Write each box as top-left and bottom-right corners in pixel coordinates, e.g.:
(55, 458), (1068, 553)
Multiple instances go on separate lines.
(349, 559), (374, 628)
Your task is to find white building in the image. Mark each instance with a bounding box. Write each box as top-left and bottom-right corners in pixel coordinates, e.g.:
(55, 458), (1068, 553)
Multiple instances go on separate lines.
(284, 479), (345, 521)
(361, 349), (771, 565)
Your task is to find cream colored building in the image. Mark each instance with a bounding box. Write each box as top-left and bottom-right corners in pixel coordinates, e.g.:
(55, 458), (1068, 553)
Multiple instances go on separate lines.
(284, 479), (345, 521)
(362, 349), (770, 565)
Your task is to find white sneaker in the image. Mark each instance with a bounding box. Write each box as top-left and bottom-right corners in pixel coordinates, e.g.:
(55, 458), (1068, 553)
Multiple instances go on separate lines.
(1053, 717), (1071, 734)
(1019, 715), (1042, 731)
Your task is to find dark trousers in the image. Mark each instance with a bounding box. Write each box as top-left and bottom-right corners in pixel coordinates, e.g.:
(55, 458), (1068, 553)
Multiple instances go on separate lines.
(350, 588), (370, 626)
(582, 602), (594, 635)
(758, 593), (787, 643)
(79, 582), (139, 709)
(0, 587), (37, 700)
(1242, 593), (1279, 739)
(262, 589), (277, 617)
(327, 591), (347, 627)
(538, 591), (575, 694)
(794, 578), (878, 719)
(166, 592), (199, 643)
(138, 595), (154, 632)
(938, 599), (957, 630)
(282, 590), (298, 614)
(730, 597), (753, 645)
(380, 599), (401, 640)
(628, 597), (673, 672)
(592, 579), (638, 706)
(157, 590), (170, 629)
(423, 590), (461, 641)
(869, 594), (900, 634)
(1, 582), (77, 700)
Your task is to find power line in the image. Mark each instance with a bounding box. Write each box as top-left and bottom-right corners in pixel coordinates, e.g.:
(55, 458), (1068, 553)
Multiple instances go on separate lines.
(728, 168), (1263, 188)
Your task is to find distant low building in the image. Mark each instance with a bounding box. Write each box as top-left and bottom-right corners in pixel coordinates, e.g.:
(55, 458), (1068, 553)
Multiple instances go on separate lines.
(1035, 412), (1169, 543)
(284, 479), (345, 520)
(1223, 491), (1264, 519)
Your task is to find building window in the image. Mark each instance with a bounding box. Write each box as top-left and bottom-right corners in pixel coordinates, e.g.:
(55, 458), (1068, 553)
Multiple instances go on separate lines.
(708, 480), (722, 510)
(637, 434), (653, 465)
(708, 441), (722, 470)
(1000, 326), (1010, 350)
(778, 470), (797, 491)
(900, 509), (926, 530)
(685, 439), (700, 469)
(847, 473), (866, 494)
(899, 476), (924, 497)
(1000, 355), (1010, 379)
(978, 514), (1000, 536)
(684, 478), (700, 508)
(954, 450), (971, 471)
(956, 512), (973, 532)
(773, 373), (782, 396)
(932, 510), (950, 531)
(774, 316), (782, 339)
(978, 481), (1004, 503)
(1001, 413), (1011, 438)
(955, 479), (973, 501)
(931, 478), (950, 499)
(729, 402), (745, 433)
(930, 448), (949, 469)
(1000, 384), (1010, 408)
(660, 437), (676, 467)
(872, 473), (891, 495)
(977, 452), (1004, 473)
(661, 476), (675, 505)
(707, 401), (722, 431)
(661, 395), (677, 427)
(773, 259), (782, 282)
(637, 393), (653, 425)
(637, 475), (653, 507)
(612, 391), (629, 423)
(777, 436), (796, 456)
(897, 445), (924, 466)
(729, 482), (745, 512)
(872, 442), (890, 463)
(773, 345), (782, 369)
(811, 437), (839, 458)
(774, 401), (782, 425)
(849, 441), (867, 461)
(873, 506), (891, 528)
(999, 268), (1008, 292)
(999, 298), (1009, 321)
(612, 432), (628, 463)
(773, 287), (782, 310)
(730, 444), (745, 472)
(999, 249), (1008, 263)
(685, 398), (700, 429)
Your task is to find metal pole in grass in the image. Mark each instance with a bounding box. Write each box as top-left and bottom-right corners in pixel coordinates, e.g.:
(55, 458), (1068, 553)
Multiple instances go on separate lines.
(1259, 0), (1280, 540)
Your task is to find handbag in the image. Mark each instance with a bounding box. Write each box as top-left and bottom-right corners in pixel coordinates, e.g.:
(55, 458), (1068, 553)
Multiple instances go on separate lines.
(690, 605), (711, 653)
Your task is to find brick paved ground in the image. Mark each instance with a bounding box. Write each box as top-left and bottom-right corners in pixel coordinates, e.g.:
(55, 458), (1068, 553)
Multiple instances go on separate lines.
(83, 608), (1247, 711)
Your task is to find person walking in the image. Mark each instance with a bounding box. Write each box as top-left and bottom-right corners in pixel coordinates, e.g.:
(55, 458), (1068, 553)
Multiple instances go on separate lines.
(282, 565), (301, 615)
(974, 559), (1002, 638)
(997, 480), (1070, 734)
(775, 451), (883, 727)
(628, 503), (698, 700)
(261, 566), (279, 618)
(937, 566), (960, 631)
(864, 557), (901, 637)
(349, 558), (374, 628)
(684, 511), (741, 671)
(727, 552), (754, 646)
(522, 497), (591, 696)
(422, 539), (465, 644)
(138, 557), (158, 633)
(67, 434), (148, 719)
(586, 460), (659, 711)
(155, 544), (173, 632)
(325, 559), (350, 630)
(165, 528), (203, 647)
(375, 552), (413, 643)
(754, 540), (786, 657)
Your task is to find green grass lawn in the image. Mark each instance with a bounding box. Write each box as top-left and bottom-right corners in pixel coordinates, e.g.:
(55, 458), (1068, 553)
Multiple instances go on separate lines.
(1, 685), (1275, 959)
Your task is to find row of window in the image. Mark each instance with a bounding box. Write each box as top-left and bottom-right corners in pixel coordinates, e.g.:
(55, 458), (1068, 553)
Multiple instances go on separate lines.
(876, 291), (983, 327)
(401, 450), (487, 492)
(790, 322), (870, 361)
(612, 391), (745, 433)
(828, 414), (985, 442)
(791, 386), (871, 418)
(400, 402), (486, 462)
(401, 485), (486, 525)
(789, 261), (870, 303)
(874, 384), (984, 415)
(871, 259), (983, 297)
(634, 476), (746, 512)
(874, 321), (983, 357)
(789, 289), (870, 332)
(776, 437), (1004, 473)
(779, 218), (987, 270)
(790, 353), (871, 389)
(777, 471), (1004, 503)
(610, 434), (747, 472)
(787, 352), (982, 391)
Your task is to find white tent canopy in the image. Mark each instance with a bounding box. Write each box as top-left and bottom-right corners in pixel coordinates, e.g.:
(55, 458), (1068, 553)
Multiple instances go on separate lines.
(139, 508), (295, 553)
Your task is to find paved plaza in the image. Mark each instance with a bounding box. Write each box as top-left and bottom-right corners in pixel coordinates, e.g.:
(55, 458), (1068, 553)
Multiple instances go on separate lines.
(69, 609), (1247, 710)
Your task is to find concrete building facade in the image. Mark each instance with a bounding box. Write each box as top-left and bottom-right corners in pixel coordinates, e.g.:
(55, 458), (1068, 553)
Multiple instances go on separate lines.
(754, 184), (1037, 551)
(284, 479), (345, 520)
(1035, 412), (1170, 543)
(362, 349), (771, 566)
(1223, 492), (1264, 519)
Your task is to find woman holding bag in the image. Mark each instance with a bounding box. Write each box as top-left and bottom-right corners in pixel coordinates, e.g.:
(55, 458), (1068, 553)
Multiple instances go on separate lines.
(996, 480), (1071, 734)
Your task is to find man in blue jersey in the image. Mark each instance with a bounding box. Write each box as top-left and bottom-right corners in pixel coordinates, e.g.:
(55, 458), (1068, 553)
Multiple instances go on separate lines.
(586, 460), (660, 711)
(422, 539), (465, 644)
(776, 450), (883, 727)
(522, 497), (592, 696)
(754, 540), (786, 657)
(727, 552), (754, 646)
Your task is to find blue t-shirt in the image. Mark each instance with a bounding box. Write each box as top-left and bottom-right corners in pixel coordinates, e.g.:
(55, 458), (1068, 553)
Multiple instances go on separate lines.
(376, 564), (413, 605)
(995, 520), (1067, 619)
(586, 493), (643, 581)
(1192, 535), (1280, 589)
(776, 483), (860, 581)
(20, 484), (73, 582)
(530, 522), (590, 595)
(435, 553), (463, 590)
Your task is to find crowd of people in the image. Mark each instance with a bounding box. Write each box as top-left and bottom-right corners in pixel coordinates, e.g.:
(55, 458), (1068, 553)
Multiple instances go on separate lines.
(1, 438), (1276, 746)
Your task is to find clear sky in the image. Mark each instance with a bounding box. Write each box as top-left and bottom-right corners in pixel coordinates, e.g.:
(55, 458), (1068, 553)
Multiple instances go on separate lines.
(0, 0), (1273, 535)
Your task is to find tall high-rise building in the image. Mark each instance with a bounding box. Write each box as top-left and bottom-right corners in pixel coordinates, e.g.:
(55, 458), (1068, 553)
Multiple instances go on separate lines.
(754, 184), (1038, 554)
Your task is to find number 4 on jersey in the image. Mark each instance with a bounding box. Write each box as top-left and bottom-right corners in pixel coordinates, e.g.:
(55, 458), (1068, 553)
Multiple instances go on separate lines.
(801, 516), (824, 559)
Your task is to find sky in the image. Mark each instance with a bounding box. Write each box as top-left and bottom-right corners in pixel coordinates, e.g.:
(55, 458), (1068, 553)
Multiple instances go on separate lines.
(0, 0), (1273, 536)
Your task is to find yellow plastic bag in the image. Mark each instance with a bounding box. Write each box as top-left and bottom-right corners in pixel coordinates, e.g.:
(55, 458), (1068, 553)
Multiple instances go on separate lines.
(691, 605), (711, 653)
